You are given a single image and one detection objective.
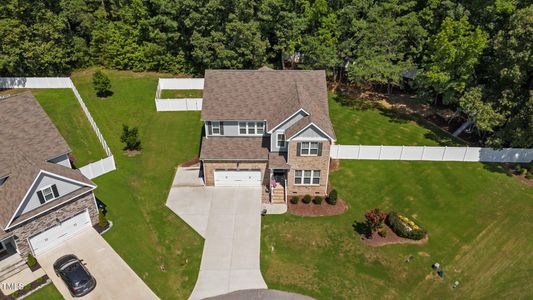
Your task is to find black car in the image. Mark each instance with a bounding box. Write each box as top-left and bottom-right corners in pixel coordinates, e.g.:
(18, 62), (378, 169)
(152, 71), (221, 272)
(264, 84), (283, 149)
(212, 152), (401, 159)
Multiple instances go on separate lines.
(53, 255), (96, 297)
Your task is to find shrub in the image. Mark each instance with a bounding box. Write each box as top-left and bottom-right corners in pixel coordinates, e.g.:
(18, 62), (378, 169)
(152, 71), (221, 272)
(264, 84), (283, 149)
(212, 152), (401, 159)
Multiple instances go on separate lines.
(27, 254), (37, 268)
(327, 189), (338, 205)
(98, 209), (109, 228)
(92, 70), (112, 97)
(36, 276), (45, 284)
(313, 196), (323, 204)
(378, 229), (387, 237)
(526, 172), (533, 180)
(386, 211), (427, 240)
(120, 124), (142, 151)
(365, 208), (387, 232)
(24, 283), (32, 291)
(302, 194), (311, 204)
(290, 196), (299, 204)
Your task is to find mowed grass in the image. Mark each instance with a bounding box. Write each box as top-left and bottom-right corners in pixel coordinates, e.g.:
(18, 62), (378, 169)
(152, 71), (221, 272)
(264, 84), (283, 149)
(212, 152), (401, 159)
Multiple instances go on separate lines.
(261, 95), (533, 299)
(24, 283), (63, 300)
(31, 89), (107, 166)
(68, 69), (204, 299)
(160, 89), (203, 99)
(329, 93), (462, 146)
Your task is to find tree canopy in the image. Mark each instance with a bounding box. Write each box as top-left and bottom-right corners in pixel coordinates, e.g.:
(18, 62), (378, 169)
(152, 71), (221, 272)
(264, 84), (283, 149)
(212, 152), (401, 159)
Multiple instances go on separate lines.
(0, 0), (531, 147)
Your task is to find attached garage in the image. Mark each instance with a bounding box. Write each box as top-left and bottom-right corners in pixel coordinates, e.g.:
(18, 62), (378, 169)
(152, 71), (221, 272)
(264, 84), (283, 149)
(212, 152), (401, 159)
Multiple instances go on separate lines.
(214, 169), (262, 187)
(29, 210), (92, 256)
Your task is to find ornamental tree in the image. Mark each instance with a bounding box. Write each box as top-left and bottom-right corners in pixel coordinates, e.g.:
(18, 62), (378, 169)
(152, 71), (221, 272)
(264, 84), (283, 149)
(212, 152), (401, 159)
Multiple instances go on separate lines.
(365, 208), (387, 232)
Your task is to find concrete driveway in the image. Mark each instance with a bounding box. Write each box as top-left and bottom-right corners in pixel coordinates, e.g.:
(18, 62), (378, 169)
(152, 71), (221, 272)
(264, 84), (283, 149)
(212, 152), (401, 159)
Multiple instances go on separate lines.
(166, 167), (267, 299)
(37, 229), (158, 300)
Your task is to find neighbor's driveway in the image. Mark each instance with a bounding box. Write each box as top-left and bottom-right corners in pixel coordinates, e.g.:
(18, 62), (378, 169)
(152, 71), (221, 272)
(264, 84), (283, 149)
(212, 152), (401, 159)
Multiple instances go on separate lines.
(166, 167), (267, 299)
(37, 229), (158, 300)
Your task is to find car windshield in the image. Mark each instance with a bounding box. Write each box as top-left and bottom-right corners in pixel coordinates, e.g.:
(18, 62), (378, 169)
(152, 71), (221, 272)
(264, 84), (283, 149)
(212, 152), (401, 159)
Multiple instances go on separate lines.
(61, 261), (90, 287)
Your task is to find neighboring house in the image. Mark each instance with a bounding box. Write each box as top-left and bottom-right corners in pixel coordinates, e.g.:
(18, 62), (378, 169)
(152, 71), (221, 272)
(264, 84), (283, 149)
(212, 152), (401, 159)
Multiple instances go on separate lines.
(200, 67), (336, 203)
(0, 92), (98, 278)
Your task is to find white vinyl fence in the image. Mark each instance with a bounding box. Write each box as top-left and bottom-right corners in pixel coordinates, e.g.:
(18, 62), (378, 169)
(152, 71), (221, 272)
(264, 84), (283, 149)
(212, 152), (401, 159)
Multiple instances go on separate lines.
(154, 78), (204, 111)
(0, 77), (116, 179)
(79, 156), (116, 179)
(330, 145), (533, 163)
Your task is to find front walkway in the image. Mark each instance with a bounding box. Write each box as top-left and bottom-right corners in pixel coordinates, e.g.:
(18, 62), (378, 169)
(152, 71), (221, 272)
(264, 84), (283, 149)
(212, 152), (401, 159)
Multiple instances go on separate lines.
(166, 167), (267, 299)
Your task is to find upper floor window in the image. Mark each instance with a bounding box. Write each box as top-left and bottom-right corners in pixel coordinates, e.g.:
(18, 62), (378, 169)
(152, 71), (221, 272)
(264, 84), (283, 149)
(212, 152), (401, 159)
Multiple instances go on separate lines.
(239, 121), (264, 135)
(211, 121), (221, 135)
(37, 184), (59, 204)
(300, 142), (320, 156)
(277, 133), (286, 148)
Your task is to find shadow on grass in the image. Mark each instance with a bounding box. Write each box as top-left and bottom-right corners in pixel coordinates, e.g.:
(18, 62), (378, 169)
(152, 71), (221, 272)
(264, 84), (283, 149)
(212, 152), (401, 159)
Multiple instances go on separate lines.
(352, 221), (371, 238)
(332, 91), (378, 111)
(481, 163), (513, 177)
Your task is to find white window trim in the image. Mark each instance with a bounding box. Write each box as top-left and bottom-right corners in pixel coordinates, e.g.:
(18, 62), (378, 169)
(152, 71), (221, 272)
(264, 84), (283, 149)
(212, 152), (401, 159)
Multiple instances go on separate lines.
(238, 121), (265, 136)
(211, 121), (221, 135)
(40, 185), (57, 202)
(294, 170), (321, 186)
(300, 142), (319, 156)
(276, 132), (286, 148)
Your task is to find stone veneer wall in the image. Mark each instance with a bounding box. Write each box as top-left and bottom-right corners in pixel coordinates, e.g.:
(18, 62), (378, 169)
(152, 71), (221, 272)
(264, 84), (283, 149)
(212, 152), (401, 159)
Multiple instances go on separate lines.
(203, 161), (268, 186)
(10, 191), (98, 256)
(286, 141), (330, 196)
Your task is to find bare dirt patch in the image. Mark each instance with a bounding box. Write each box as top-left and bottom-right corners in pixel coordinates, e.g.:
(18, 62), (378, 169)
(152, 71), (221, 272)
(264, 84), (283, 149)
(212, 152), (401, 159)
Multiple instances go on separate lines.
(329, 159), (341, 172)
(360, 224), (428, 247)
(288, 199), (348, 217)
(125, 149), (141, 157)
(181, 155), (200, 167)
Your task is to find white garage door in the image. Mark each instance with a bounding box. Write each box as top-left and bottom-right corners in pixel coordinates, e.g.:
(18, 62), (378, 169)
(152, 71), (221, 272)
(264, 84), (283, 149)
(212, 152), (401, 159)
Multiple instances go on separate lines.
(29, 211), (91, 256)
(214, 170), (262, 187)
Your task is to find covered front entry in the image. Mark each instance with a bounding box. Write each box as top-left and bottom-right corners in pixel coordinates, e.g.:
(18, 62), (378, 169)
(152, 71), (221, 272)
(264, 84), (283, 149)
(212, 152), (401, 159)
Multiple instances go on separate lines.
(28, 210), (91, 256)
(214, 169), (262, 187)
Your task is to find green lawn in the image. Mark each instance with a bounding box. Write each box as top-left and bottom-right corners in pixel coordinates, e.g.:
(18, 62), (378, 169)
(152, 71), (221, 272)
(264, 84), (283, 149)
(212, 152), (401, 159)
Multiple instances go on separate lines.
(329, 93), (462, 146)
(32, 89), (107, 166)
(261, 96), (533, 299)
(160, 89), (203, 99)
(24, 283), (63, 300)
(69, 69), (204, 299)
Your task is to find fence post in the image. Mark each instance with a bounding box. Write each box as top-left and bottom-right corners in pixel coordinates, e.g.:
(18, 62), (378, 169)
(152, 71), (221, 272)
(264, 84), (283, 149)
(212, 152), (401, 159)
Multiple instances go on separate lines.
(400, 145), (404, 160)
(421, 146), (426, 160)
(357, 145), (361, 159)
(442, 146), (447, 161)
(463, 146), (468, 161)
(379, 145), (383, 159)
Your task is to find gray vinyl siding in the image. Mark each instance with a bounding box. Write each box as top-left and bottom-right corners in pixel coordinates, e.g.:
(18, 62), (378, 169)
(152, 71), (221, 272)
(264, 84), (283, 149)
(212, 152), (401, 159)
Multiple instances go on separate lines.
(16, 173), (85, 217)
(205, 120), (265, 136)
(291, 125), (329, 140)
(47, 153), (71, 168)
(270, 111), (307, 152)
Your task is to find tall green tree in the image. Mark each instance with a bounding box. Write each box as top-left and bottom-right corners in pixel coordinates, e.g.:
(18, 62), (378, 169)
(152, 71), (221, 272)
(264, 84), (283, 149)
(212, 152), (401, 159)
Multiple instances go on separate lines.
(417, 16), (488, 104)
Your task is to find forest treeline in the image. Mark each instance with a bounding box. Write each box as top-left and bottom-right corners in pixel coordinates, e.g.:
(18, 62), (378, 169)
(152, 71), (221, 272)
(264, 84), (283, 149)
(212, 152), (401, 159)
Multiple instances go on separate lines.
(0, 0), (531, 147)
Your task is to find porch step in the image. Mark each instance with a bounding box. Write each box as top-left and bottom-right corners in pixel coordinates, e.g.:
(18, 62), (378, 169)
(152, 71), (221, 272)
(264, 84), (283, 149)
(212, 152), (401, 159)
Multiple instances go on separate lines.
(0, 256), (28, 282)
(271, 188), (285, 204)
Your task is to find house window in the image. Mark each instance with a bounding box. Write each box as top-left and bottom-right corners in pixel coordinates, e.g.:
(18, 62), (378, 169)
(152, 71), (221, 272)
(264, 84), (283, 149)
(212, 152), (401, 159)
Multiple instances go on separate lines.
(211, 121), (221, 135)
(294, 170), (320, 185)
(238, 122), (265, 135)
(40, 185), (58, 202)
(277, 133), (286, 148)
(301, 142), (319, 156)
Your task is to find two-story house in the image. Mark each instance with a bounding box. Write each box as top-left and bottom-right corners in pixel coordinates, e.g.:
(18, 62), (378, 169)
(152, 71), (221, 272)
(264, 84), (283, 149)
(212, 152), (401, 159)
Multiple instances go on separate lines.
(0, 92), (99, 280)
(199, 68), (336, 203)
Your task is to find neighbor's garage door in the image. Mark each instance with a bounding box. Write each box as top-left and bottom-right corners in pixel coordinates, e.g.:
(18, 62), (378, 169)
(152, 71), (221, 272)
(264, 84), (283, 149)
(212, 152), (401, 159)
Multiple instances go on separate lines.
(29, 210), (91, 256)
(214, 169), (262, 187)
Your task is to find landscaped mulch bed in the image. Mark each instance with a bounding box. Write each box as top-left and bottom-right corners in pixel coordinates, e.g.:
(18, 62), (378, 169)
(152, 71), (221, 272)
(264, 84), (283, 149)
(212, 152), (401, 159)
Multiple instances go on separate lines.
(288, 199), (348, 217)
(93, 222), (111, 234)
(181, 155), (200, 167)
(360, 224), (428, 247)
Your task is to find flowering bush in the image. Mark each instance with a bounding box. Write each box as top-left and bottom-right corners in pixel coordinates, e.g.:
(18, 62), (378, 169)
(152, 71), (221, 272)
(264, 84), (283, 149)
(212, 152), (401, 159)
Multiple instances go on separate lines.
(365, 208), (387, 232)
(387, 211), (427, 240)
